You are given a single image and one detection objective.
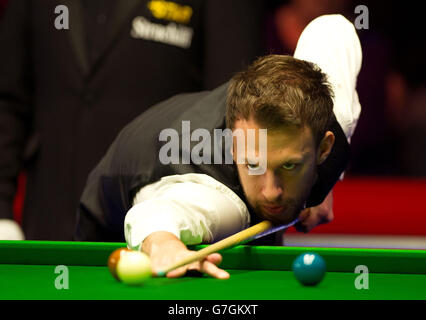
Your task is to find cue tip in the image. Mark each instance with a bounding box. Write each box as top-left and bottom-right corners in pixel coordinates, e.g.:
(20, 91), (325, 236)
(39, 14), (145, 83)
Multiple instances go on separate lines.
(156, 270), (166, 277)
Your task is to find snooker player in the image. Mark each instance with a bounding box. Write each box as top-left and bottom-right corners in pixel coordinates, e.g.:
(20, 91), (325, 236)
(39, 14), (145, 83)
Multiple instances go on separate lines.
(75, 15), (362, 279)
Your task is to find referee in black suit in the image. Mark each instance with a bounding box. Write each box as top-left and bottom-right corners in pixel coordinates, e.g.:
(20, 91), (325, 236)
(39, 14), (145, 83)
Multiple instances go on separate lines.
(0, 0), (264, 240)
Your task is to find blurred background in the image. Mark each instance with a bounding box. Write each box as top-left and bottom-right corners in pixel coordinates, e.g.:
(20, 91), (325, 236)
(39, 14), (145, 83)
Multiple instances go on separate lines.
(264, 0), (426, 177)
(1, 0), (425, 246)
(262, 0), (426, 247)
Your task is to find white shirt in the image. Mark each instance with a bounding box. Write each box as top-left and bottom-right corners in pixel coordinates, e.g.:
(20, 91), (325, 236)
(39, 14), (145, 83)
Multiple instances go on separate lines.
(124, 14), (362, 250)
(294, 14), (362, 141)
(125, 174), (250, 250)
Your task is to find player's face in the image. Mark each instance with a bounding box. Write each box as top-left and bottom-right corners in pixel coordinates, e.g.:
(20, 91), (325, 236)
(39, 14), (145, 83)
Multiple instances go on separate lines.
(233, 118), (318, 225)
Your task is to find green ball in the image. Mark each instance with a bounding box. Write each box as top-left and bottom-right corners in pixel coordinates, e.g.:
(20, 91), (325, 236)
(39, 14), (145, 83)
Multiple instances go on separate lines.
(292, 252), (326, 286)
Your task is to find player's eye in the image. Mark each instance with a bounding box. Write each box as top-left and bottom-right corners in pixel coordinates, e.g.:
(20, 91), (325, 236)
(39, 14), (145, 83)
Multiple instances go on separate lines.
(246, 162), (260, 170)
(282, 163), (297, 170)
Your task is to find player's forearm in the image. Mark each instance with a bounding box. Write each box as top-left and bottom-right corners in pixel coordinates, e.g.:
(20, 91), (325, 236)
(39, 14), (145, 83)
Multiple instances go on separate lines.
(126, 174), (250, 251)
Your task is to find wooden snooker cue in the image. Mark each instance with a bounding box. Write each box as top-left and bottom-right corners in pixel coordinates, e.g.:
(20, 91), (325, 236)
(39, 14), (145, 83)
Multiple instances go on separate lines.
(156, 220), (273, 277)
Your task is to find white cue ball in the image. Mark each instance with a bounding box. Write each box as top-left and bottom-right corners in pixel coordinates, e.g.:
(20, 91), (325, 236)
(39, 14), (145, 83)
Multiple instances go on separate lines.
(116, 250), (152, 285)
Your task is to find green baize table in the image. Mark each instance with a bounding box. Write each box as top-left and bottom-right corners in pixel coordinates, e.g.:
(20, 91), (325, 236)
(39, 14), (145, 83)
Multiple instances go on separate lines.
(1, 241), (426, 299)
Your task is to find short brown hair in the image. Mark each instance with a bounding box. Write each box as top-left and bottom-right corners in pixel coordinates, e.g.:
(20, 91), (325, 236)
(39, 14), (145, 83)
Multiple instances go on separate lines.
(226, 55), (334, 146)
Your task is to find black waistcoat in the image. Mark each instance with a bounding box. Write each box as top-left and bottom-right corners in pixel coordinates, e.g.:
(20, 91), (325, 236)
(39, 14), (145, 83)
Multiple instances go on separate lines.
(75, 83), (350, 243)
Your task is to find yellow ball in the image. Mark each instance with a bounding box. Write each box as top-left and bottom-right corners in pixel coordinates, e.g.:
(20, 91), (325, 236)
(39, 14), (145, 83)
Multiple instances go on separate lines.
(116, 250), (152, 285)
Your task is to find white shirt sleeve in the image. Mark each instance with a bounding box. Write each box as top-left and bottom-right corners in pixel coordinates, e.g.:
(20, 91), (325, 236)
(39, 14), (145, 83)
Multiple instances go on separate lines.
(0, 219), (25, 240)
(124, 173), (250, 251)
(294, 14), (363, 142)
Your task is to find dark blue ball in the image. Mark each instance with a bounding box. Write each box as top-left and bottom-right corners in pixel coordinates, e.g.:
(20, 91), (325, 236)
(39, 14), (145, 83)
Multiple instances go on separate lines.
(292, 252), (326, 286)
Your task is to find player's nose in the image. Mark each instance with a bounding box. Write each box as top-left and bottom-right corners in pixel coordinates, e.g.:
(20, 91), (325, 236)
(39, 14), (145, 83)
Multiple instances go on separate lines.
(261, 171), (283, 201)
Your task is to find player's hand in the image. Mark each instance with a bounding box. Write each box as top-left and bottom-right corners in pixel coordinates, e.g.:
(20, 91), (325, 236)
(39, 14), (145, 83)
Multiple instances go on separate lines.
(161, 250), (230, 280)
(295, 190), (334, 233)
(142, 231), (230, 279)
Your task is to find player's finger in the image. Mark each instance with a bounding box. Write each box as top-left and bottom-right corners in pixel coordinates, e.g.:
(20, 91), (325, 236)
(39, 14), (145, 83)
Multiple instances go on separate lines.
(200, 260), (229, 279)
(205, 253), (222, 266)
(165, 258), (207, 278)
(163, 253), (227, 279)
(294, 222), (308, 233)
(295, 208), (310, 232)
(300, 211), (323, 232)
(166, 265), (188, 278)
(298, 208), (311, 222)
(165, 255), (195, 278)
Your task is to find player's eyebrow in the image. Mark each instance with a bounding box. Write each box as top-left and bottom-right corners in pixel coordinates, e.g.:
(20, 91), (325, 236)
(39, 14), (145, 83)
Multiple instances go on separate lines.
(280, 155), (305, 164)
(245, 154), (305, 165)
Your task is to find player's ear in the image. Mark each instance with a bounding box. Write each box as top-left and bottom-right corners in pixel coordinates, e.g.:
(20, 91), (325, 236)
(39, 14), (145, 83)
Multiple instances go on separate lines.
(316, 131), (335, 165)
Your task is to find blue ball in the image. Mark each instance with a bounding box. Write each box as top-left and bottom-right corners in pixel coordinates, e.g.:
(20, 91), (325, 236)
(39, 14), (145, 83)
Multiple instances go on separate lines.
(292, 252), (326, 286)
